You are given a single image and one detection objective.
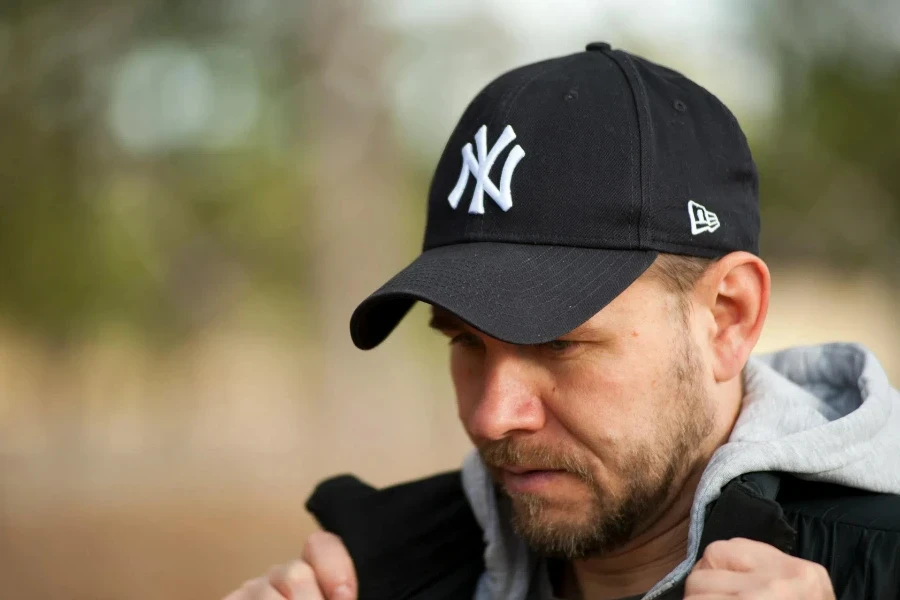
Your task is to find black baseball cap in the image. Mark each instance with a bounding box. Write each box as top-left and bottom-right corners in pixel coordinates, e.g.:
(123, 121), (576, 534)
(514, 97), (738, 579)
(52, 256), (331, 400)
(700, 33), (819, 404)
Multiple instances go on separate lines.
(350, 42), (759, 350)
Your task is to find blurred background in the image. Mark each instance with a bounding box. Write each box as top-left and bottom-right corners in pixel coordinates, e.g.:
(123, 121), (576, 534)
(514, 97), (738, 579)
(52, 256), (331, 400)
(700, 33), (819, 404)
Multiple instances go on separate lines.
(0, 0), (898, 598)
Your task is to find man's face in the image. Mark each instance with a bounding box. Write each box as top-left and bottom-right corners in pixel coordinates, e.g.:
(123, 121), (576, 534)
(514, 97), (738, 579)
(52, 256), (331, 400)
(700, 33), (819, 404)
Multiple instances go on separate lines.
(430, 274), (716, 559)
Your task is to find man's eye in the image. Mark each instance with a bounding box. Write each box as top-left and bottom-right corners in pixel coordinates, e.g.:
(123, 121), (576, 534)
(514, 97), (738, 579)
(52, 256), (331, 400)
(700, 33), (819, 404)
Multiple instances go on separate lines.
(542, 340), (575, 352)
(450, 333), (483, 349)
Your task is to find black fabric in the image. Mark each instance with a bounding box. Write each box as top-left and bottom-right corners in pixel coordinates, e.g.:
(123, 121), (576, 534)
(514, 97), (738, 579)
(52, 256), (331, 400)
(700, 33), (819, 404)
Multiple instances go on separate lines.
(778, 476), (900, 600)
(307, 470), (900, 600)
(612, 52), (759, 256)
(305, 472), (484, 600)
(653, 472), (797, 600)
(350, 243), (657, 348)
(351, 42), (759, 350)
(696, 472), (797, 557)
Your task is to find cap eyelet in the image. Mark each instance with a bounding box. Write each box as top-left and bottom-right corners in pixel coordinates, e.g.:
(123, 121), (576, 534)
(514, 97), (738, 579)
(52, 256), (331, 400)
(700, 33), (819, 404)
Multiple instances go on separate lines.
(586, 42), (611, 52)
(674, 99), (687, 112)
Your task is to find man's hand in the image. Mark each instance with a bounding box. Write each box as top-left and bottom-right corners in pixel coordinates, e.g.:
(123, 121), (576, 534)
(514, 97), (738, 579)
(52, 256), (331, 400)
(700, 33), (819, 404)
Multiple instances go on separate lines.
(684, 538), (835, 599)
(222, 532), (357, 600)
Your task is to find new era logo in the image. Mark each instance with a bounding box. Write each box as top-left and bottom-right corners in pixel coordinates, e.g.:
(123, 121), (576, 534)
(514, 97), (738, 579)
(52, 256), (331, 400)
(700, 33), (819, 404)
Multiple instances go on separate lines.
(688, 200), (720, 235)
(448, 124), (525, 214)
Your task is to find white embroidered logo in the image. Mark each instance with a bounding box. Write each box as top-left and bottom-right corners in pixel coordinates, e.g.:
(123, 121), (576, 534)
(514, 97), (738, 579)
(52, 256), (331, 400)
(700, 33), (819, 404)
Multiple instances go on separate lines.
(448, 124), (525, 214)
(688, 200), (720, 235)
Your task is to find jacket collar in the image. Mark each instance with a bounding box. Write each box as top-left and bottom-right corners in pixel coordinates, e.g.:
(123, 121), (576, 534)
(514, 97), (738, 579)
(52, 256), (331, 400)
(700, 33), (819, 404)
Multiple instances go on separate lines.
(653, 472), (797, 599)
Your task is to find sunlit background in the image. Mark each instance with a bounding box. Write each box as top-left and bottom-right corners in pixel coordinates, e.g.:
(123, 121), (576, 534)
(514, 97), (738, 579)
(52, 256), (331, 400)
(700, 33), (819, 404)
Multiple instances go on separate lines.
(1, 1), (898, 598)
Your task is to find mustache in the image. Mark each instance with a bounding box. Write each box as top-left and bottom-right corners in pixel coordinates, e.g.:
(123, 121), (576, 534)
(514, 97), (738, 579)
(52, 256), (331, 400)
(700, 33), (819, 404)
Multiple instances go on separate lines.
(479, 438), (594, 484)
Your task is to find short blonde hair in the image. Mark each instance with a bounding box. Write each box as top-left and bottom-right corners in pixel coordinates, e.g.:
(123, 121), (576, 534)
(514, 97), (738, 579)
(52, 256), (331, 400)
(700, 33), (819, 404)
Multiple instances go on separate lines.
(644, 253), (715, 297)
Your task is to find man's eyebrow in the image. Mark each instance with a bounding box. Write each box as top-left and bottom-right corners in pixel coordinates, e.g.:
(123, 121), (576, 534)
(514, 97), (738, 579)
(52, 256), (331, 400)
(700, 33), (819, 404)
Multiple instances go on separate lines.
(428, 306), (612, 340)
(565, 320), (605, 337)
(428, 307), (466, 332)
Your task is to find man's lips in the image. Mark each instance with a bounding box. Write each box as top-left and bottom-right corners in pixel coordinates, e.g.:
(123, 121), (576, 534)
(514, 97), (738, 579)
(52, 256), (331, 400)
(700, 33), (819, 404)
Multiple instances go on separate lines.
(501, 465), (562, 475)
(501, 467), (569, 493)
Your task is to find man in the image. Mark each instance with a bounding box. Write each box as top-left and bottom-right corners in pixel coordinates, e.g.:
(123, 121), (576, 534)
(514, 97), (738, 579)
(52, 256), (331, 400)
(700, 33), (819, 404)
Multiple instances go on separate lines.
(224, 43), (900, 599)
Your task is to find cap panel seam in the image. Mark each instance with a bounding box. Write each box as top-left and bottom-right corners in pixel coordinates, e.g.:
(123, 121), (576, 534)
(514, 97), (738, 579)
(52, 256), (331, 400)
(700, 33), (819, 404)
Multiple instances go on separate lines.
(603, 50), (654, 249)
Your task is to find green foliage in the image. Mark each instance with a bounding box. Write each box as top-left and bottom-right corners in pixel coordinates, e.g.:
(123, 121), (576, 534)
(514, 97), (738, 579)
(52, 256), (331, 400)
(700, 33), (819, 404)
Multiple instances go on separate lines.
(753, 0), (900, 276)
(0, 0), (311, 342)
(2, 0), (899, 343)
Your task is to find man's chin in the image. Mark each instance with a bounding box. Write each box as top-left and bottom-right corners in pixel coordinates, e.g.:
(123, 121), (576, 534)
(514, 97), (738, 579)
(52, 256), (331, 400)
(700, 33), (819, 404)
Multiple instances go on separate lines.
(506, 488), (593, 512)
(508, 496), (602, 549)
(514, 517), (608, 560)
(507, 491), (647, 559)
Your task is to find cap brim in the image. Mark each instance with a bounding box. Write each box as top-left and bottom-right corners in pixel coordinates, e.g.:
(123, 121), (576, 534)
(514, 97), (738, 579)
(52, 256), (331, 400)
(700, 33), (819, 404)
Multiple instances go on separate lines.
(350, 242), (658, 350)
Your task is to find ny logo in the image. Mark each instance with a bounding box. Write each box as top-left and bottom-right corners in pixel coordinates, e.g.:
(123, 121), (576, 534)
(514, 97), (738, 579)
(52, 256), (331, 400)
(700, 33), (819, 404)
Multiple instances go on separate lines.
(448, 124), (525, 214)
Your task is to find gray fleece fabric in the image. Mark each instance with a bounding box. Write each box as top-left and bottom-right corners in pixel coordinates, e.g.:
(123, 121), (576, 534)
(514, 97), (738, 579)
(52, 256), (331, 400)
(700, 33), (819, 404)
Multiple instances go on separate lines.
(460, 343), (900, 600)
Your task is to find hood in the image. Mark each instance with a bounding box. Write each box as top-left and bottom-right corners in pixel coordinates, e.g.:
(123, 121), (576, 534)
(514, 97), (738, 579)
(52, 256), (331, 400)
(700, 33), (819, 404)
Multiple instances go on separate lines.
(460, 342), (900, 600)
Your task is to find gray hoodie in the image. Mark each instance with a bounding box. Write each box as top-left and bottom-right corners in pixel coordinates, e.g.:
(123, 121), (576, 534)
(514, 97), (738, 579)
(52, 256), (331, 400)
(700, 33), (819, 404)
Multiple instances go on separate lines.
(460, 343), (900, 600)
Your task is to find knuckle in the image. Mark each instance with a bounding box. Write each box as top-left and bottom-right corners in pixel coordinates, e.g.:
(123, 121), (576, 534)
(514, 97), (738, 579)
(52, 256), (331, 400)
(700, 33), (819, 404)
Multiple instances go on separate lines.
(702, 539), (731, 561)
(281, 559), (315, 586)
(725, 537), (756, 551)
(786, 557), (813, 577)
(230, 577), (270, 599)
(683, 568), (705, 592)
(799, 560), (830, 587)
(307, 530), (342, 548)
(814, 562), (833, 584)
(241, 576), (265, 590)
(307, 531), (341, 544)
(328, 580), (357, 598)
(762, 578), (794, 598)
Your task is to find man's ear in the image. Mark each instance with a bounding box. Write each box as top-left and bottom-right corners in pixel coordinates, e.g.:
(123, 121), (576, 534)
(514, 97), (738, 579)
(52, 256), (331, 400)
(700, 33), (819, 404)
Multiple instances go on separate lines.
(695, 252), (770, 383)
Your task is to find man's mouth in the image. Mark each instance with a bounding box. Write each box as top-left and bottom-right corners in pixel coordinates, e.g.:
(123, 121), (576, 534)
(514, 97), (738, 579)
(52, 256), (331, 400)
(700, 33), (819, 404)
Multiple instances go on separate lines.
(502, 465), (555, 475)
(501, 466), (569, 493)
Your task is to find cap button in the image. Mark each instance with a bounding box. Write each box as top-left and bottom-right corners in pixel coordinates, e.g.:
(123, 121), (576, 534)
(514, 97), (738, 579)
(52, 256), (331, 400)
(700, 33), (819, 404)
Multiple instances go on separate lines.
(586, 42), (612, 52)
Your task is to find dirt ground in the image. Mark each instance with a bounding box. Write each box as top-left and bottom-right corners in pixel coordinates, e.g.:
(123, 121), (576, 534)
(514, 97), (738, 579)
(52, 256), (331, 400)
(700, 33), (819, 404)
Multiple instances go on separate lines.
(0, 450), (473, 600)
(0, 486), (319, 600)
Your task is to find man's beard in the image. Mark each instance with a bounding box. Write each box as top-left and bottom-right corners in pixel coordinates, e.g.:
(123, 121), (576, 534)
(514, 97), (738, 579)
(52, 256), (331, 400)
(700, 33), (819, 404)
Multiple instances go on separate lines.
(479, 336), (714, 560)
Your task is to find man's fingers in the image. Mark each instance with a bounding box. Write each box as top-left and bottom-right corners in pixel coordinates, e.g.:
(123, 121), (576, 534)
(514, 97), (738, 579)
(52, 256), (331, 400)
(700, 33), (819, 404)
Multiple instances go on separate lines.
(685, 568), (761, 594)
(300, 531), (357, 599)
(224, 533), (356, 600)
(687, 538), (835, 600)
(223, 576), (297, 600)
(687, 567), (810, 598)
(268, 560), (325, 599)
(694, 537), (783, 572)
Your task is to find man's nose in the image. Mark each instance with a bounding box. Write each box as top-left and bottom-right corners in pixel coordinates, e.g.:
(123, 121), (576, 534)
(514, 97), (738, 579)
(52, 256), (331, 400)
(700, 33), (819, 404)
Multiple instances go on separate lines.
(465, 349), (545, 443)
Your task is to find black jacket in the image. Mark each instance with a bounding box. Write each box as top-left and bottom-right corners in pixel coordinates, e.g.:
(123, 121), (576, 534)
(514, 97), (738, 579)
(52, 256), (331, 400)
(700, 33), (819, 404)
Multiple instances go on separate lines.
(306, 470), (900, 600)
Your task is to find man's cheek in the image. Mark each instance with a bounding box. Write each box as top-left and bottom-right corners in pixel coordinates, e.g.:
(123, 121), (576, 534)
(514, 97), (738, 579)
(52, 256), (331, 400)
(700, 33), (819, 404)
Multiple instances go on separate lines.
(455, 389), (483, 433)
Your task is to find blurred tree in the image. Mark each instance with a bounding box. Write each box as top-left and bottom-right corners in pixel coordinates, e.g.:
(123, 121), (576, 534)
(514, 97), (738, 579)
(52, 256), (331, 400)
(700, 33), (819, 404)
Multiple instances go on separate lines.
(2, 0), (899, 349)
(0, 0), (311, 345)
(753, 0), (900, 278)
